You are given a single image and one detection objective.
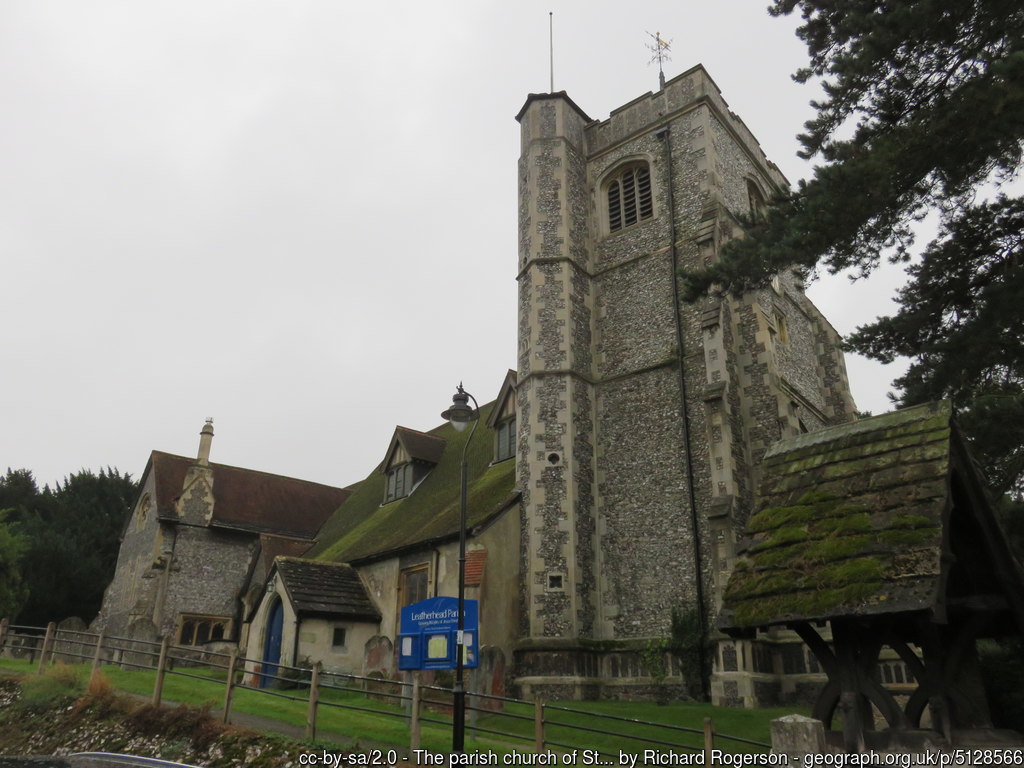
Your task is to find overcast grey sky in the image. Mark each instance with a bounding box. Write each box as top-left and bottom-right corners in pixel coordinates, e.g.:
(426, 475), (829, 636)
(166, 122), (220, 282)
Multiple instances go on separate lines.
(1, 1), (908, 490)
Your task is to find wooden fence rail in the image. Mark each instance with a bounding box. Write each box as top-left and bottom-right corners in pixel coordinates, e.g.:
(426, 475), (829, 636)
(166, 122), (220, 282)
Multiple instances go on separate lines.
(0, 618), (769, 761)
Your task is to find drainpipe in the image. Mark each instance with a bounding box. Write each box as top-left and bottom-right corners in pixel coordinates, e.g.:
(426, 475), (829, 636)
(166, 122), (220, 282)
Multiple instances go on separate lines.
(656, 123), (709, 701)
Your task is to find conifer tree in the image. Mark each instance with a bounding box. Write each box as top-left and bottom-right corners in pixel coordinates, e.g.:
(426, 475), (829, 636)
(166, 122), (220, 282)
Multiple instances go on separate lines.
(0, 467), (137, 625)
(0, 511), (28, 620)
(685, 0), (1024, 496)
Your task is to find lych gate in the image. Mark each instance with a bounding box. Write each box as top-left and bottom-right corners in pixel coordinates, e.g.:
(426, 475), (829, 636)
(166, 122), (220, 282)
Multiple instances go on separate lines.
(720, 403), (1024, 751)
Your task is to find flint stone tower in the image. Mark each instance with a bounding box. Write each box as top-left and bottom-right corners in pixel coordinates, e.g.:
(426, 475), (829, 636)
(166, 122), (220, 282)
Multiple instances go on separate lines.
(514, 65), (855, 702)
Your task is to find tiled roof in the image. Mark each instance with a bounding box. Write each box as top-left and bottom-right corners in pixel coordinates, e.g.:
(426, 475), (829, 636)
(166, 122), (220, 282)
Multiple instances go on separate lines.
(465, 550), (488, 587)
(309, 400), (519, 564)
(256, 534), (314, 577)
(149, 451), (349, 539)
(720, 402), (1024, 631)
(274, 557), (380, 621)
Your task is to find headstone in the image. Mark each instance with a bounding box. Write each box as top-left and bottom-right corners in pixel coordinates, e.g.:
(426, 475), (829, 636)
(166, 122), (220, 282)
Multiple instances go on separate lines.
(123, 618), (160, 671)
(364, 635), (394, 676)
(771, 714), (827, 763)
(53, 617), (88, 664)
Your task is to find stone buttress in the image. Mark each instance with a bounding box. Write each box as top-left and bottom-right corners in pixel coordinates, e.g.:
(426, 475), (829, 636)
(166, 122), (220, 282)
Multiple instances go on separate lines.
(515, 94), (600, 693)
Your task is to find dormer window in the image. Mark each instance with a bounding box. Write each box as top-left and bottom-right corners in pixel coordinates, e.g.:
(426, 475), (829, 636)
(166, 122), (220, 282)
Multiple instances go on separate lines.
(607, 163), (654, 233)
(385, 463), (415, 503)
(487, 370), (518, 464)
(496, 417), (516, 462)
(381, 426), (446, 505)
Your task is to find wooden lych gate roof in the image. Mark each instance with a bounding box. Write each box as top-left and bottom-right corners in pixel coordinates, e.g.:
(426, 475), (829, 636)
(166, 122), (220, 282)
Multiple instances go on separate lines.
(720, 401), (1024, 634)
(720, 402), (1024, 746)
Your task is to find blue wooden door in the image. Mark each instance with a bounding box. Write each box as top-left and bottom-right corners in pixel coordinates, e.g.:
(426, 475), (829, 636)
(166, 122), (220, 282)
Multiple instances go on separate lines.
(260, 598), (284, 688)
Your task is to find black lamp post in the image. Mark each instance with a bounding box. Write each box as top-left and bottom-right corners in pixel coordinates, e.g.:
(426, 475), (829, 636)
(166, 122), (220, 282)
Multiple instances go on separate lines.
(441, 382), (479, 753)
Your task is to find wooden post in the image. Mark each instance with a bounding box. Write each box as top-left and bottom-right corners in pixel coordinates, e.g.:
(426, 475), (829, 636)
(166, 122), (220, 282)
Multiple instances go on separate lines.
(534, 697), (545, 753)
(36, 622), (55, 674)
(90, 630), (105, 684)
(703, 717), (715, 768)
(152, 637), (169, 706)
(222, 649), (238, 724)
(410, 674), (421, 752)
(305, 661), (322, 742)
(0, 618), (8, 656)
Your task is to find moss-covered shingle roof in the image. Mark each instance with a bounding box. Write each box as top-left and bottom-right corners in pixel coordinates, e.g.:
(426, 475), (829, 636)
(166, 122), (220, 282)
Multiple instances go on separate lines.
(308, 400), (519, 564)
(274, 557), (380, 621)
(388, 427), (447, 466)
(720, 401), (1023, 630)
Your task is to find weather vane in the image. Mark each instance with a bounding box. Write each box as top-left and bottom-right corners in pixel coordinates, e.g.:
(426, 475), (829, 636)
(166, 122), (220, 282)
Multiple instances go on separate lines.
(646, 30), (672, 90)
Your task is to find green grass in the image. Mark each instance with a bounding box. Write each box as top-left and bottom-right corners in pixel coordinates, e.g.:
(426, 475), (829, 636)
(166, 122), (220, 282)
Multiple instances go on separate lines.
(472, 698), (801, 756)
(0, 658), (801, 755)
(12, 662), (85, 711)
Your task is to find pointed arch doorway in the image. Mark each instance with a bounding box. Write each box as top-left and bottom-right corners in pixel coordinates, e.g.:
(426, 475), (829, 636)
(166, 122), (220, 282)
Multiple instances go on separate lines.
(260, 597), (284, 688)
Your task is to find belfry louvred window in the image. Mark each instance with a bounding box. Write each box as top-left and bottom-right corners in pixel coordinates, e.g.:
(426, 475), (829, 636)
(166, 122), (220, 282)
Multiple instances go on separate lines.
(607, 164), (653, 232)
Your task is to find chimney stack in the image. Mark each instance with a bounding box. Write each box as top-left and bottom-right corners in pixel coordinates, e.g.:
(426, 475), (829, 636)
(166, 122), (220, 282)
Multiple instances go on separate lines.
(197, 418), (214, 464)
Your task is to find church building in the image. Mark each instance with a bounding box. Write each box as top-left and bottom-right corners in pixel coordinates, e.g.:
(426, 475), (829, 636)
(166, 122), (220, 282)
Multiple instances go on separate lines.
(94, 420), (351, 645)
(100, 64), (859, 706)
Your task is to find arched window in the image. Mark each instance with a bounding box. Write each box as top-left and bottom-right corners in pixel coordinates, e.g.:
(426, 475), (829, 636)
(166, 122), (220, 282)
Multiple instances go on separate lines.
(606, 164), (653, 232)
(178, 613), (232, 645)
(195, 621), (211, 645)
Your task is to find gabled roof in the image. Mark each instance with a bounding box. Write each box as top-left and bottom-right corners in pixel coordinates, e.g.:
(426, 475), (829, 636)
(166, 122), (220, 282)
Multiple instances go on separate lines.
(273, 557), (380, 621)
(384, 427), (447, 469)
(308, 399), (519, 564)
(254, 533), (315, 577)
(720, 402), (1024, 632)
(486, 370), (517, 430)
(147, 451), (349, 539)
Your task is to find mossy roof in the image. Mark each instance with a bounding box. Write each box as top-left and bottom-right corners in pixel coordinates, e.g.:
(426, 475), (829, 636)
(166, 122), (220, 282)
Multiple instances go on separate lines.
(273, 557), (380, 621)
(386, 427), (447, 466)
(307, 400), (518, 564)
(720, 401), (1024, 631)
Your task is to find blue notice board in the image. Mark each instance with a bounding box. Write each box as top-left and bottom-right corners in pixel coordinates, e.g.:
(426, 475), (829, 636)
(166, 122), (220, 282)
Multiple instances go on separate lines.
(398, 596), (479, 670)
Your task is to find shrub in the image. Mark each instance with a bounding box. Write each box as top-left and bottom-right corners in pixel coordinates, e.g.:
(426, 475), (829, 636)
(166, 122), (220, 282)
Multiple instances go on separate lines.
(17, 662), (83, 711)
(979, 638), (1024, 731)
(71, 669), (124, 719)
(667, 607), (710, 701)
(87, 668), (113, 698)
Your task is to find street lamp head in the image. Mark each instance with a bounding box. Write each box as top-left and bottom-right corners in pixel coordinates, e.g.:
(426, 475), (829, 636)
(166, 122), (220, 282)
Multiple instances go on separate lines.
(441, 383), (477, 432)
